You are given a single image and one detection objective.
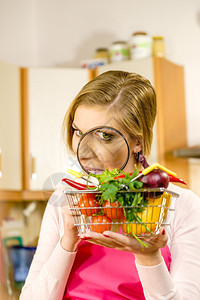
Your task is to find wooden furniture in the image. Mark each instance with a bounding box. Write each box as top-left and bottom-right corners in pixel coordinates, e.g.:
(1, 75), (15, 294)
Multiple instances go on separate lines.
(0, 61), (22, 191)
(0, 62), (89, 200)
(153, 57), (187, 160)
(24, 67), (88, 190)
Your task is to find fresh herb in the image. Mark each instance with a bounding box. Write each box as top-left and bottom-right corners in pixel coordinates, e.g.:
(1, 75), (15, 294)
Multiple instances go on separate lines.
(88, 168), (153, 247)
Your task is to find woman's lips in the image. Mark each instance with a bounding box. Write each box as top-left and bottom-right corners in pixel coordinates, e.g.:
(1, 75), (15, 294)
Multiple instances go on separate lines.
(84, 167), (104, 175)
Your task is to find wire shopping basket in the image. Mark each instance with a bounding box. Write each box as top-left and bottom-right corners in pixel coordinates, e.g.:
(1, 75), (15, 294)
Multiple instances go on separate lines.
(64, 188), (179, 236)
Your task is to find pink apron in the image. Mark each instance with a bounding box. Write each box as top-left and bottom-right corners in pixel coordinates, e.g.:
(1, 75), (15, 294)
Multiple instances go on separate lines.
(63, 241), (171, 300)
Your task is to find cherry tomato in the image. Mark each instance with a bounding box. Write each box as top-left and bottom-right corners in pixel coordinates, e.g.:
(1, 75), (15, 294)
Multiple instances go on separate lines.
(90, 215), (112, 233)
(79, 193), (100, 216)
(103, 200), (124, 220)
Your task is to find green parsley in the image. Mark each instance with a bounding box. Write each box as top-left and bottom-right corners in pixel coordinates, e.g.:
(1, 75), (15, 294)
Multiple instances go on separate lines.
(88, 168), (153, 247)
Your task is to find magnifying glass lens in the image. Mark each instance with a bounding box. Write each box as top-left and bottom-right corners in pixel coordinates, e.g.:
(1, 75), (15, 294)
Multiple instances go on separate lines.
(77, 127), (129, 174)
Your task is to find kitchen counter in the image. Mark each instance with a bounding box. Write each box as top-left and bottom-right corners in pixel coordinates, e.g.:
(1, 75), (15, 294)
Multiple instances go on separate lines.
(173, 145), (200, 158)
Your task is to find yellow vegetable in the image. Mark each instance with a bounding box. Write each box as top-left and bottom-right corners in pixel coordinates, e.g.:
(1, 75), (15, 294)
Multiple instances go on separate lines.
(122, 192), (171, 236)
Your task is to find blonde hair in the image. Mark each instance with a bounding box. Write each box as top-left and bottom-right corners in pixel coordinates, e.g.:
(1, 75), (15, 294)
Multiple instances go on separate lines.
(62, 70), (157, 157)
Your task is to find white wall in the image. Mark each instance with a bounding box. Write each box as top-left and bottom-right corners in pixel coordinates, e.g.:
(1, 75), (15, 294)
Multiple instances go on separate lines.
(0, 0), (200, 146)
(0, 0), (38, 65)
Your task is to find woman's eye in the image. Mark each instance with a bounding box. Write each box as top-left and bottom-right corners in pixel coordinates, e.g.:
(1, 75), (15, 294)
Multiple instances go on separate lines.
(97, 131), (114, 141)
(74, 129), (82, 137)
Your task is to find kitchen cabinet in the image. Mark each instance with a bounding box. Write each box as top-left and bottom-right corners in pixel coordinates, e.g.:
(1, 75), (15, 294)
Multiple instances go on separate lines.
(97, 57), (188, 165)
(0, 64), (89, 199)
(0, 61), (22, 190)
(25, 67), (89, 191)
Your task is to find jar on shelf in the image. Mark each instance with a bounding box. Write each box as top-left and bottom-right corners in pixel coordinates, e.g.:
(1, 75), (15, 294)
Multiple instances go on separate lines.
(152, 36), (165, 57)
(109, 41), (129, 63)
(94, 48), (109, 63)
(130, 32), (152, 60)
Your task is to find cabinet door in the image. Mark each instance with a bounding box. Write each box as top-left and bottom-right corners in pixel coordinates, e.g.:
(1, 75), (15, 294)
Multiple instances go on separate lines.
(97, 58), (158, 164)
(0, 61), (21, 190)
(28, 68), (88, 190)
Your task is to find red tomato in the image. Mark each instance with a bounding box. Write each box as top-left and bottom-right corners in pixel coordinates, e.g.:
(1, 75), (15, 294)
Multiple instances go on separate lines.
(79, 193), (100, 216)
(90, 215), (112, 233)
(103, 200), (124, 220)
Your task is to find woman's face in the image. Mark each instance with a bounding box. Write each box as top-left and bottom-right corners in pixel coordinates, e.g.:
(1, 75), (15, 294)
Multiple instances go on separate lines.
(72, 105), (141, 174)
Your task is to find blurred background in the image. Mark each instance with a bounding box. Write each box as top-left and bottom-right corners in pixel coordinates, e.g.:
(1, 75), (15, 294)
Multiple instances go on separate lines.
(0, 0), (200, 298)
(0, 0), (200, 146)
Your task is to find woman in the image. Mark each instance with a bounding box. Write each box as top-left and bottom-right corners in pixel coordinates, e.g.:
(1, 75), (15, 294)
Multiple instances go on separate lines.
(20, 71), (200, 299)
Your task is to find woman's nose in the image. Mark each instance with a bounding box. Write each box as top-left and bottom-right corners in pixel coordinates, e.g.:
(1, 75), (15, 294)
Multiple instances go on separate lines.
(78, 146), (97, 160)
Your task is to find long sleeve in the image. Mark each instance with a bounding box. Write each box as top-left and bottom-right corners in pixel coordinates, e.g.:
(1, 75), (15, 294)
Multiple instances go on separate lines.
(136, 259), (180, 299)
(136, 185), (200, 299)
(20, 188), (77, 300)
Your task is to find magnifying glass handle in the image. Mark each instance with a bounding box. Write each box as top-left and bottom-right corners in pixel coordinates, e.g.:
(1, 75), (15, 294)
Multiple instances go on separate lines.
(67, 169), (84, 178)
(67, 169), (98, 187)
(143, 163), (177, 177)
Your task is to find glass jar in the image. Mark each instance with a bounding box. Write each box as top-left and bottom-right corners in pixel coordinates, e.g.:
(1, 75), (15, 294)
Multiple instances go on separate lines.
(152, 36), (165, 57)
(130, 32), (152, 60)
(109, 41), (129, 63)
(94, 48), (109, 63)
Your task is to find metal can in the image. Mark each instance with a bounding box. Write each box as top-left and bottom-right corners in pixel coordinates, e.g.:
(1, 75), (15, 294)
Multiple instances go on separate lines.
(130, 32), (152, 60)
(109, 41), (129, 63)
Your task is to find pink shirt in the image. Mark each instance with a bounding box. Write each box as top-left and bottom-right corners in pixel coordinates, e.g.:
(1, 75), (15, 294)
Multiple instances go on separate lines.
(20, 183), (200, 300)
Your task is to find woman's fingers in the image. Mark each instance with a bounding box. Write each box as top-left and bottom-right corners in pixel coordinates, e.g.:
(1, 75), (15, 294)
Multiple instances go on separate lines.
(79, 233), (130, 250)
(79, 227), (168, 253)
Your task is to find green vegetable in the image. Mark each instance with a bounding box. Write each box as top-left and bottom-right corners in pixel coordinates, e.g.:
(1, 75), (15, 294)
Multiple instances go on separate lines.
(88, 168), (154, 247)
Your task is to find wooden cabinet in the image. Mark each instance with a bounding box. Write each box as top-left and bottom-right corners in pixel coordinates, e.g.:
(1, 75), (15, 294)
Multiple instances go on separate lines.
(0, 64), (89, 199)
(0, 61), (22, 190)
(18, 67), (89, 192)
(26, 67), (88, 190)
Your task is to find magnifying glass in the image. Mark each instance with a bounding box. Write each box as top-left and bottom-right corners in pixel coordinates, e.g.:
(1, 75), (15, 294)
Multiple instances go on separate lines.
(77, 126), (130, 174)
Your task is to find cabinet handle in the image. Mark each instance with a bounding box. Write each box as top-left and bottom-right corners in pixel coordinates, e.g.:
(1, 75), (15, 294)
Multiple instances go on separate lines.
(31, 156), (37, 180)
(0, 148), (2, 178)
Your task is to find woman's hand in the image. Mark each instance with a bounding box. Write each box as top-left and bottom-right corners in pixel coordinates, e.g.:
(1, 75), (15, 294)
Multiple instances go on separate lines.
(60, 204), (81, 252)
(79, 227), (168, 266)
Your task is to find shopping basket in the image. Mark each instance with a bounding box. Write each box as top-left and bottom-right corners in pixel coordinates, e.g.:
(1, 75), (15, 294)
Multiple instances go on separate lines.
(64, 188), (179, 236)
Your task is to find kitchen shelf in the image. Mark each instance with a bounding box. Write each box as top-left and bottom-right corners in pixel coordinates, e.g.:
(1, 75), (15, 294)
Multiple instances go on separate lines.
(173, 145), (200, 158)
(0, 190), (52, 202)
